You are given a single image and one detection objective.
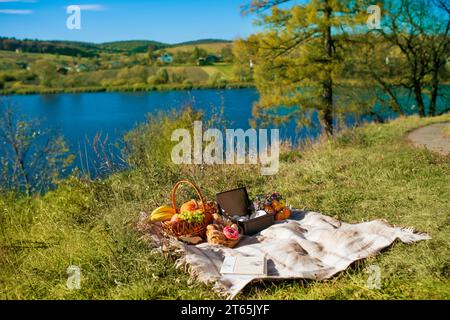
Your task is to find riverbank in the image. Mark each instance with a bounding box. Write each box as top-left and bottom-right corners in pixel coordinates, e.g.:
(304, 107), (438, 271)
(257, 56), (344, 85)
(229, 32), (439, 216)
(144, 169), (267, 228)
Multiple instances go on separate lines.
(0, 81), (255, 96)
(1, 113), (449, 299)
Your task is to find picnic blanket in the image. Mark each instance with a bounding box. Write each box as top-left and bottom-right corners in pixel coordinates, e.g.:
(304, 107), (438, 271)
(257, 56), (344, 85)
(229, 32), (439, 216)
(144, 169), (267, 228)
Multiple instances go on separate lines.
(138, 210), (430, 299)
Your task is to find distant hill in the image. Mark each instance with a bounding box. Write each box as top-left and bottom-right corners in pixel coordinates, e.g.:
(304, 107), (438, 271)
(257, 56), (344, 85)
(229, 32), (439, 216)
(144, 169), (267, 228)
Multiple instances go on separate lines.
(0, 37), (99, 57)
(171, 39), (232, 47)
(164, 39), (232, 55)
(98, 40), (169, 53)
(0, 37), (232, 57)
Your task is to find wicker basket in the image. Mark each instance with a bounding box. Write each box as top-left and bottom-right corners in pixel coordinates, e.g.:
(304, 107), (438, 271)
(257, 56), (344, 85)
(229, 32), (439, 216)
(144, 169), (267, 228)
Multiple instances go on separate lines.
(206, 214), (242, 248)
(161, 180), (214, 239)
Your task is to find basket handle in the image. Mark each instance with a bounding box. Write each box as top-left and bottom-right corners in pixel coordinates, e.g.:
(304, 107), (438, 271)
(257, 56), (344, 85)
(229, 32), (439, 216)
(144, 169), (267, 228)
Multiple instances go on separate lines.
(171, 180), (206, 213)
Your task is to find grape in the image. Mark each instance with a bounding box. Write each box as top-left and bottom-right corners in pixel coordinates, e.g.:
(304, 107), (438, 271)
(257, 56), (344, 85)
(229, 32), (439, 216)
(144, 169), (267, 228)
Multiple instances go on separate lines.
(179, 209), (205, 224)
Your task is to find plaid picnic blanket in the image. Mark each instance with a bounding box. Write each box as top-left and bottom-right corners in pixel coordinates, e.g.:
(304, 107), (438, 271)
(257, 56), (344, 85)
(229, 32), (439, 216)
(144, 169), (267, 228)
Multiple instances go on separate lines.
(138, 210), (430, 299)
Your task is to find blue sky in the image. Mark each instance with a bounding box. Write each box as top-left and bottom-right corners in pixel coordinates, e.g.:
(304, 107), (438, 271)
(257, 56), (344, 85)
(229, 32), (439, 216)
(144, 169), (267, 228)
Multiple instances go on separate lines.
(0, 0), (258, 43)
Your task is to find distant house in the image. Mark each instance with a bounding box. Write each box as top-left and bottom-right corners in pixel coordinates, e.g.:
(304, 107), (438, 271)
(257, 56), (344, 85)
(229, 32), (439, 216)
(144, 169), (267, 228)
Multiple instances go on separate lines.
(197, 55), (220, 66)
(158, 53), (173, 64)
(75, 64), (88, 72)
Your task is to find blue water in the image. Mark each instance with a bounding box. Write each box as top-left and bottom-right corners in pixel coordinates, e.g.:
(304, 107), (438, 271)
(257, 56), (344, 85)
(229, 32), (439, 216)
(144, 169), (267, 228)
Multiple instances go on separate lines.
(2, 87), (449, 178)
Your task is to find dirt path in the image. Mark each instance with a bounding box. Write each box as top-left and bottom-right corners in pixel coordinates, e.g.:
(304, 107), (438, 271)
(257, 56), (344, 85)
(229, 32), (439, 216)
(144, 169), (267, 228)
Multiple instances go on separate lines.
(407, 122), (450, 156)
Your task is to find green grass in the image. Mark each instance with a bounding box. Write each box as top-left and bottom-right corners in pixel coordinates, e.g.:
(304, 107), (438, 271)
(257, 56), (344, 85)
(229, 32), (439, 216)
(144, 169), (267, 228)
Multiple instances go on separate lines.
(1, 113), (450, 300)
(443, 124), (450, 139)
(213, 64), (234, 78)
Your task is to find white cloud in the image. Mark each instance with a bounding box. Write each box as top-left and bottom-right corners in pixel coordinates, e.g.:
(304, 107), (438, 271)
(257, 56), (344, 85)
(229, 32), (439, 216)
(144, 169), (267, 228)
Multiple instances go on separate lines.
(0, 9), (33, 14)
(68, 4), (106, 11)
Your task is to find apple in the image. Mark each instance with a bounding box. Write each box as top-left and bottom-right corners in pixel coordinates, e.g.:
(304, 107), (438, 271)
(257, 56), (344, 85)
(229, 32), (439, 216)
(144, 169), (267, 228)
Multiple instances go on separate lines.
(171, 214), (181, 223)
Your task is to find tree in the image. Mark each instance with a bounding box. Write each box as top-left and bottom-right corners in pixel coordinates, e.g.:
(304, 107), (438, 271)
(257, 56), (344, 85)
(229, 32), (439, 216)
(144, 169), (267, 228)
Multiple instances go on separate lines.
(30, 59), (57, 87)
(147, 44), (157, 64)
(424, 0), (449, 116)
(350, 34), (407, 116)
(220, 46), (234, 62)
(232, 36), (258, 82)
(378, 0), (450, 117)
(148, 68), (169, 85)
(245, 0), (370, 135)
(190, 46), (207, 64)
(0, 100), (74, 194)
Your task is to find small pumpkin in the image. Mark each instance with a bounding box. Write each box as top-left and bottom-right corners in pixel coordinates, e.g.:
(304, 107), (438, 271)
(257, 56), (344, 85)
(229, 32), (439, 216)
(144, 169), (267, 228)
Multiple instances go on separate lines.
(271, 199), (284, 212)
(275, 207), (292, 221)
(180, 199), (199, 213)
(264, 204), (276, 215)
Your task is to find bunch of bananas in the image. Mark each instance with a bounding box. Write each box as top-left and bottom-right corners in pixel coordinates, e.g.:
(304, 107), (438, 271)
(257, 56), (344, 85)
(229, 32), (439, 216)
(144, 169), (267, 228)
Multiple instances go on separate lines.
(149, 205), (176, 223)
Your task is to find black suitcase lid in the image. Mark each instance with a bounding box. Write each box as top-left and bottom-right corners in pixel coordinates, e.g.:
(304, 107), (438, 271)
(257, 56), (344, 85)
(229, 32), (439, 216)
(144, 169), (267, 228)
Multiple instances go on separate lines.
(216, 187), (251, 217)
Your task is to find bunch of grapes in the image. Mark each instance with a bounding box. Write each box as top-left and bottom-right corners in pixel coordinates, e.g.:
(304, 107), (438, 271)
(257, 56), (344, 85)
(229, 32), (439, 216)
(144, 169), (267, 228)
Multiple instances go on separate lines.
(179, 209), (205, 224)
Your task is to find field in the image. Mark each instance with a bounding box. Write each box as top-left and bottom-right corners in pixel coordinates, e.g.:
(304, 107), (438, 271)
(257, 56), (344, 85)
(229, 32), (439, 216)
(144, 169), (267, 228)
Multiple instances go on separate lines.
(1, 112), (449, 300)
(0, 39), (240, 95)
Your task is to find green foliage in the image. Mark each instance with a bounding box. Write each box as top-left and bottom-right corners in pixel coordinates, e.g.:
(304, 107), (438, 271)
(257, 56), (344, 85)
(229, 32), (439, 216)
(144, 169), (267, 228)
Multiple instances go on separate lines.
(248, 0), (371, 133)
(170, 69), (187, 84)
(147, 68), (169, 85)
(124, 107), (202, 177)
(29, 59), (58, 87)
(208, 71), (227, 86)
(0, 103), (74, 195)
(220, 46), (234, 63)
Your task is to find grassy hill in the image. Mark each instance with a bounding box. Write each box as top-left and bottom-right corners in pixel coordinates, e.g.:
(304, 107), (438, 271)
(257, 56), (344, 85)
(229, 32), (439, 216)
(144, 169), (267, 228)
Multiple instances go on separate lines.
(0, 37), (231, 57)
(164, 41), (232, 55)
(1, 113), (449, 299)
(98, 40), (168, 53)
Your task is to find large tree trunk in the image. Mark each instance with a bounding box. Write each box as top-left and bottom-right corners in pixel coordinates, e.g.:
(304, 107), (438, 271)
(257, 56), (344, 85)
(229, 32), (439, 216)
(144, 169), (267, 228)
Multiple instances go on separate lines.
(323, 3), (334, 136)
(413, 81), (426, 117)
(323, 78), (333, 136)
(429, 66), (439, 117)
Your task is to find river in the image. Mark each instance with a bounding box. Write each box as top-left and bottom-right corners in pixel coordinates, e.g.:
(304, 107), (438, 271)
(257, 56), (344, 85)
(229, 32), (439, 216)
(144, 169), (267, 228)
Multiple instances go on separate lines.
(2, 87), (449, 178)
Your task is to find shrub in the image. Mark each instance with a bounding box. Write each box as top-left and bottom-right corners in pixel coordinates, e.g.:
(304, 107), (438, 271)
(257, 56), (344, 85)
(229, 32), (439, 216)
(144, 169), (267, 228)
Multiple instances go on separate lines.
(208, 72), (227, 87)
(147, 69), (169, 85)
(124, 107), (202, 176)
(170, 69), (187, 84)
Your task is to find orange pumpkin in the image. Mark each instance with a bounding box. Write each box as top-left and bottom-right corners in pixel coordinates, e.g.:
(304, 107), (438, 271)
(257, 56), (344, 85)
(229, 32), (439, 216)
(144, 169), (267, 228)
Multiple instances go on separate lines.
(264, 204), (276, 215)
(271, 199), (284, 212)
(180, 199), (199, 213)
(275, 207), (292, 221)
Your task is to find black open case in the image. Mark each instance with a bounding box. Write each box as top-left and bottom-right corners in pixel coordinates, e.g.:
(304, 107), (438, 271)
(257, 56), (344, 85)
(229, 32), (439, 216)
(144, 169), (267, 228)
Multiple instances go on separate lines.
(216, 187), (274, 236)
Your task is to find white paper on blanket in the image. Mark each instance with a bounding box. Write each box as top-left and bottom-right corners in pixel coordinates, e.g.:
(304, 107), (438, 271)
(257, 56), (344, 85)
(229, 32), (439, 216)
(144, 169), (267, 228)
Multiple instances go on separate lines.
(220, 255), (267, 276)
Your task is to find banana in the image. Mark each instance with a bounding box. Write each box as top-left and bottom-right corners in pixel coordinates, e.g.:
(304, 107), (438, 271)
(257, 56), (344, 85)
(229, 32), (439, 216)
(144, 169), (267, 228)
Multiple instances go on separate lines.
(150, 205), (176, 223)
